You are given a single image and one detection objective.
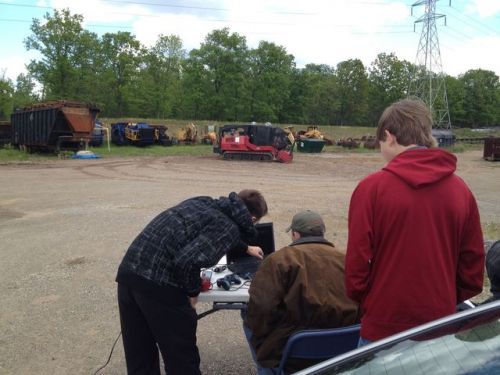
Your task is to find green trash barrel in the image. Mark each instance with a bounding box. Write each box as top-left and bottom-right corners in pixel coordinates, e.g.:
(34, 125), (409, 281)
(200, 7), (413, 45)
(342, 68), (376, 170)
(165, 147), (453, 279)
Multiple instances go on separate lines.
(297, 138), (326, 153)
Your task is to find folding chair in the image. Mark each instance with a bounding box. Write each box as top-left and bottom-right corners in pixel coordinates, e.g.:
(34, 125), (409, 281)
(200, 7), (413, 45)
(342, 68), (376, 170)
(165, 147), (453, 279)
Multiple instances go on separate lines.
(277, 324), (360, 374)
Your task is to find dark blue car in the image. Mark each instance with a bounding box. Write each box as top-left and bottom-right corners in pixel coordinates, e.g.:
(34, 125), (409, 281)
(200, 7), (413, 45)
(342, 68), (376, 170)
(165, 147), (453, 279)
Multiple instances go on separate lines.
(297, 300), (500, 375)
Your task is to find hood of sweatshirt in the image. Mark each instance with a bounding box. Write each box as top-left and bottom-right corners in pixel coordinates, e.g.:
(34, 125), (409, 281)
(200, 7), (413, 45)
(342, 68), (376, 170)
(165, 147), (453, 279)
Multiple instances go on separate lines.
(216, 192), (257, 238)
(383, 148), (457, 188)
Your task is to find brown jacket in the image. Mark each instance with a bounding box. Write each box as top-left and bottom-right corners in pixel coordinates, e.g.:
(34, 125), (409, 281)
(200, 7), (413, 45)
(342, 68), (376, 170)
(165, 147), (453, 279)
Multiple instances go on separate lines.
(245, 237), (359, 369)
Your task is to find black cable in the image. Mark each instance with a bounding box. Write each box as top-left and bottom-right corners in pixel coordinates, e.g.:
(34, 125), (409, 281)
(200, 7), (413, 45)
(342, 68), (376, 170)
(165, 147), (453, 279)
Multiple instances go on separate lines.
(92, 331), (122, 375)
(230, 280), (251, 291)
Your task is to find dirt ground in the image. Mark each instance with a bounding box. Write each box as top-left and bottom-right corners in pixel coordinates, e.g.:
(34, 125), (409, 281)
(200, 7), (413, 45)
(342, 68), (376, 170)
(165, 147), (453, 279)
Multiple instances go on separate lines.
(0, 150), (499, 375)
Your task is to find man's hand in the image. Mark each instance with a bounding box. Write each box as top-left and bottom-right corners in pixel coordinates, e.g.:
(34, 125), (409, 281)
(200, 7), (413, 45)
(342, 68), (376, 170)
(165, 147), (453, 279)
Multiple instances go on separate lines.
(247, 245), (264, 259)
(189, 296), (198, 309)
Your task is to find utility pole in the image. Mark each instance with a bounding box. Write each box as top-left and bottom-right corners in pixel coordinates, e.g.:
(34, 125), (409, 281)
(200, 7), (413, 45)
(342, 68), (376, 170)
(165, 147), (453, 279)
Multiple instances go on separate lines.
(408, 0), (451, 129)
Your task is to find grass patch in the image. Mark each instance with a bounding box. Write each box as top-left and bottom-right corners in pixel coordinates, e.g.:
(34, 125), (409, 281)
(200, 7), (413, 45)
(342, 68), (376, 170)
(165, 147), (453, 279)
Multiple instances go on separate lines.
(0, 140), (483, 162)
(322, 145), (378, 154)
(0, 143), (216, 162)
(0, 145), (55, 162)
(454, 128), (500, 138)
(89, 143), (215, 157)
(483, 222), (500, 241)
(448, 143), (484, 153)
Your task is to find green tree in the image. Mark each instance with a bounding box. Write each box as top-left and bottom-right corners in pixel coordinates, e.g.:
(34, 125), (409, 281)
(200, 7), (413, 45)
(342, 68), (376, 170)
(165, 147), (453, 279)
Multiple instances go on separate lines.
(0, 73), (14, 120)
(24, 8), (99, 100)
(460, 69), (500, 127)
(368, 53), (412, 126)
(13, 73), (38, 109)
(73, 31), (102, 103)
(335, 59), (369, 125)
(280, 68), (307, 124)
(140, 35), (185, 118)
(180, 51), (211, 120)
(183, 28), (249, 121)
(98, 31), (142, 116)
(300, 64), (339, 125)
(444, 75), (466, 127)
(247, 41), (295, 123)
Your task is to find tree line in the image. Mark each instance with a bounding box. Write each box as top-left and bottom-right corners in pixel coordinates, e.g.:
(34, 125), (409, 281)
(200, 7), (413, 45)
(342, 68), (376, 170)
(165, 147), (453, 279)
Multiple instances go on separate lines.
(1, 8), (499, 128)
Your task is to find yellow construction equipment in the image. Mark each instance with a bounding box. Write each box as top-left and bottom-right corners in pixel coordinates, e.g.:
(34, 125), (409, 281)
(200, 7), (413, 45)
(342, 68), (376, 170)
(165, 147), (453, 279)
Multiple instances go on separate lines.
(176, 123), (198, 144)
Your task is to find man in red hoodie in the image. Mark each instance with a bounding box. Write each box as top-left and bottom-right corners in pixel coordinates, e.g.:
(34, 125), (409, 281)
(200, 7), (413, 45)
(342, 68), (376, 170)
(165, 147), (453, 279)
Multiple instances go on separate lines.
(345, 99), (485, 346)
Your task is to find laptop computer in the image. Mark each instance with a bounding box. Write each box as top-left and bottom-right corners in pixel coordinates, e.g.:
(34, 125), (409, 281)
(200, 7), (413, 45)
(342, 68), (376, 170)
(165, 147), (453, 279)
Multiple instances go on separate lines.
(226, 222), (275, 279)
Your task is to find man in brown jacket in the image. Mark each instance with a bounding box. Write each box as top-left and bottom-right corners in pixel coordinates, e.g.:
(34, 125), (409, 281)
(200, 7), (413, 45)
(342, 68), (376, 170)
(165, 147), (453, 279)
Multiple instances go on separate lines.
(244, 210), (359, 374)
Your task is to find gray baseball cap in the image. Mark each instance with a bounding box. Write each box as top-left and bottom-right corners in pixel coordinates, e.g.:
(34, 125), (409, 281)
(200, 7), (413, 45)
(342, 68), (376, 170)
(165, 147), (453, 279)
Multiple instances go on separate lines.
(286, 210), (325, 236)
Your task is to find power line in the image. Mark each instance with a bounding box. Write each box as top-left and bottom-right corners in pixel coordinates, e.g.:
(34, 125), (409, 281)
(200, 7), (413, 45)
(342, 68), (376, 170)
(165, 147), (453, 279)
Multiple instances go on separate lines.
(0, 1), (313, 16)
(0, 18), (416, 41)
(102, 0), (230, 12)
(353, 30), (413, 34)
(0, 2), (51, 9)
(102, 0), (313, 15)
(0, 18), (32, 23)
(0, 0), (422, 31)
(0, 1), (448, 40)
(0, 2), (165, 19)
(0, 0), (409, 18)
(0, 18), (133, 29)
(447, 5), (500, 37)
(101, 0), (395, 14)
(446, 25), (474, 41)
(0, 15), (412, 30)
(0, 1), (410, 28)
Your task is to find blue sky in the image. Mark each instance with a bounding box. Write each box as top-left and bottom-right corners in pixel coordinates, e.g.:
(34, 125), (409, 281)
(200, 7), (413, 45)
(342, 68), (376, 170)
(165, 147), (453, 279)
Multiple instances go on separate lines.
(1, 0), (499, 82)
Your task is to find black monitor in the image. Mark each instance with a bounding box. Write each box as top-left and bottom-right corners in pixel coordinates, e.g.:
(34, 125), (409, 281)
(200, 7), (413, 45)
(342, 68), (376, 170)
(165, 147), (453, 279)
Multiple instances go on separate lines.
(226, 222), (275, 263)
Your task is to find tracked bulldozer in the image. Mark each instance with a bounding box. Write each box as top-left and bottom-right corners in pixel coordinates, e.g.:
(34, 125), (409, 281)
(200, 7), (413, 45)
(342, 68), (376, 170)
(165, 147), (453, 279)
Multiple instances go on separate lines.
(213, 123), (295, 163)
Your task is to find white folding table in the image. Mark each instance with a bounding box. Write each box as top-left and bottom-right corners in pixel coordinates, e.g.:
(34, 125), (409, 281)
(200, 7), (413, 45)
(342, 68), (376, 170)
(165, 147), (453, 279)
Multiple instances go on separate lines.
(197, 258), (251, 319)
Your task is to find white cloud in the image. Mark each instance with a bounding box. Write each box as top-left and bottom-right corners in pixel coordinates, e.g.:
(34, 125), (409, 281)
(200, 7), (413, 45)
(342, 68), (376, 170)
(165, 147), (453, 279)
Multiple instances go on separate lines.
(442, 35), (500, 76)
(5, 0), (497, 79)
(132, 13), (220, 50)
(0, 55), (29, 82)
(215, 0), (413, 68)
(48, 0), (150, 23)
(467, 0), (500, 17)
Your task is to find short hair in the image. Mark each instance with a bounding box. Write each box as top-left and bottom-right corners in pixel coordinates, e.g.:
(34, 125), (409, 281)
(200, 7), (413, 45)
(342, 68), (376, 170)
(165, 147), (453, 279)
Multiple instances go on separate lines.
(376, 99), (438, 148)
(238, 189), (268, 219)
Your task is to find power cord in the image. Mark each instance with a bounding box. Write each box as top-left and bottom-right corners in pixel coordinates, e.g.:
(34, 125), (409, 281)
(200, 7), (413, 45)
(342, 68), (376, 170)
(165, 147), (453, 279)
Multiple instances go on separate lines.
(92, 331), (122, 375)
(209, 279), (250, 290)
(229, 280), (251, 291)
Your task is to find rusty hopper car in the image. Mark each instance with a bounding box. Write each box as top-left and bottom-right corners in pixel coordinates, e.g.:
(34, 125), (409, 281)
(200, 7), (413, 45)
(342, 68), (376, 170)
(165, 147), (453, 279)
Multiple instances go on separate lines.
(483, 137), (500, 161)
(11, 101), (100, 152)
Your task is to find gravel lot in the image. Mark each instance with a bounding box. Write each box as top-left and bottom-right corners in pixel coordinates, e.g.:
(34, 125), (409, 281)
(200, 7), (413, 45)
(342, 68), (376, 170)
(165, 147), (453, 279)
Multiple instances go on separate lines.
(0, 150), (498, 374)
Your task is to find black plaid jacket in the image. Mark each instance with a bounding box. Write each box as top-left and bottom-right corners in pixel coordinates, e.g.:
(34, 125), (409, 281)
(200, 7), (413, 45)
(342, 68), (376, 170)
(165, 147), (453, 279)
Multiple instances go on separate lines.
(116, 192), (257, 297)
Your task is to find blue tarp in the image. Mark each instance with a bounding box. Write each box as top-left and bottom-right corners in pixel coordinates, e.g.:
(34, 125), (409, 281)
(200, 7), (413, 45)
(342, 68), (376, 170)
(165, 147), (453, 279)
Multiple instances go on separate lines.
(72, 151), (101, 159)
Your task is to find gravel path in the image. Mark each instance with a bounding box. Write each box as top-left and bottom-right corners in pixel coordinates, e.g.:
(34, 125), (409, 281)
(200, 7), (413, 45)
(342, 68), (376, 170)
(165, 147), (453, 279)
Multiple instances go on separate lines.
(0, 150), (498, 374)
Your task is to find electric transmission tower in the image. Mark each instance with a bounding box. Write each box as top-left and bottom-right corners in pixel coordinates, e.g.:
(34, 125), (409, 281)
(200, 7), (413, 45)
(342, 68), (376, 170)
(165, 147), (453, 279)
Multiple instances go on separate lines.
(408, 0), (451, 129)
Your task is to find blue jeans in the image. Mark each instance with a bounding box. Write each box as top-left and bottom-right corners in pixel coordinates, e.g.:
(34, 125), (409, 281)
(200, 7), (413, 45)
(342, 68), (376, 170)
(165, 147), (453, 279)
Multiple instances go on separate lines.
(358, 336), (372, 348)
(241, 309), (279, 375)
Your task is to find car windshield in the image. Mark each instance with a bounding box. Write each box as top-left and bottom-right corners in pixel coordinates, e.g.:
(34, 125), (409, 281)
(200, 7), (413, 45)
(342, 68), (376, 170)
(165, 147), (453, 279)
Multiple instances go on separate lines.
(308, 306), (500, 375)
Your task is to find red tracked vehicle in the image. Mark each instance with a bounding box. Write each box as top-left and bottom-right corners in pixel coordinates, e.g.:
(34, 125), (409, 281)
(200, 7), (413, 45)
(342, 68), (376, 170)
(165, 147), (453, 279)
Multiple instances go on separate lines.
(213, 123), (295, 163)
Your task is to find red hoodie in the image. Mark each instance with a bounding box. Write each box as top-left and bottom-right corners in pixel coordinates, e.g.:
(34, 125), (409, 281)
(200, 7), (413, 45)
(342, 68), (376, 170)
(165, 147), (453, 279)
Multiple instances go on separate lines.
(345, 148), (484, 340)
